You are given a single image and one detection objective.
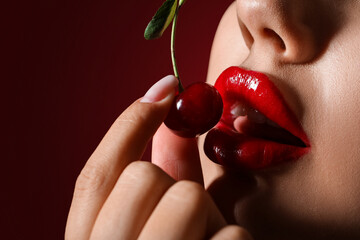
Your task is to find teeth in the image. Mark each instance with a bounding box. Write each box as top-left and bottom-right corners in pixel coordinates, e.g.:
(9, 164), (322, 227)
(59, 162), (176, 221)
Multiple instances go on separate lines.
(231, 103), (280, 127)
(231, 104), (247, 116)
(247, 108), (267, 124)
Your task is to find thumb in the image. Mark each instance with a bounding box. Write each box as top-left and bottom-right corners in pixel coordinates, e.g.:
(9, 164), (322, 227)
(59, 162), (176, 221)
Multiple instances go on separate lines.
(152, 124), (204, 185)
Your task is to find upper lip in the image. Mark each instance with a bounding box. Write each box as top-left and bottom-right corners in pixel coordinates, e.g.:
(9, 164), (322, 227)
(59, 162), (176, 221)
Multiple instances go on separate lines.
(204, 66), (310, 170)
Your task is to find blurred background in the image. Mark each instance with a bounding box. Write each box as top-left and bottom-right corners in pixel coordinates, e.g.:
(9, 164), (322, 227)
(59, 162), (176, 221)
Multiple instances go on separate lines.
(2, 0), (233, 239)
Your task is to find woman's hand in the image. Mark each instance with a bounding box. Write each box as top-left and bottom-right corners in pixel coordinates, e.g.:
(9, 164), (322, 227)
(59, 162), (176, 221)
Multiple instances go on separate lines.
(65, 76), (252, 240)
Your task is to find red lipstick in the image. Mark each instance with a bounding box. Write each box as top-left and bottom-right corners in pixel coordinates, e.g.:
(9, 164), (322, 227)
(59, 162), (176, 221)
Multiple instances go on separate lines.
(204, 66), (310, 170)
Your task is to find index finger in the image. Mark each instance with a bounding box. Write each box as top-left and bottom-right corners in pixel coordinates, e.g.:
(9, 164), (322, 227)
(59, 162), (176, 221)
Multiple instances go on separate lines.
(65, 75), (178, 240)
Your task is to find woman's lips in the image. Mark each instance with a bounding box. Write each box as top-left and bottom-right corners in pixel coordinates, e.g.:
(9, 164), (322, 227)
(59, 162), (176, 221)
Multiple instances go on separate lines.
(204, 66), (310, 170)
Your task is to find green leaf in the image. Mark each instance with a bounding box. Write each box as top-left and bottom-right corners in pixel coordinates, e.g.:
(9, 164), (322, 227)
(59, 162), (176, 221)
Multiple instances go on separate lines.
(144, 0), (178, 40)
(179, 0), (186, 7)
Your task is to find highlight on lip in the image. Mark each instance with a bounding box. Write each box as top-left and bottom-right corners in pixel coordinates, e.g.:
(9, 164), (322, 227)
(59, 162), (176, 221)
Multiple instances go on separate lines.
(204, 66), (310, 170)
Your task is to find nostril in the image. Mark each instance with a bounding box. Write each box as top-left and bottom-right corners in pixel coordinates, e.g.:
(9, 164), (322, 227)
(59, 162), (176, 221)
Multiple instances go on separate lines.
(263, 28), (286, 50)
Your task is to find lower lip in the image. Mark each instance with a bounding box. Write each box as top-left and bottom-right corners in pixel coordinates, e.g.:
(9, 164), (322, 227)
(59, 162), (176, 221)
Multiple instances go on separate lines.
(204, 123), (310, 170)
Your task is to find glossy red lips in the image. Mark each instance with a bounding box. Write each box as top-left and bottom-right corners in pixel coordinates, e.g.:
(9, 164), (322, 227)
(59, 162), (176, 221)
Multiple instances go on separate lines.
(204, 67), (310, 170)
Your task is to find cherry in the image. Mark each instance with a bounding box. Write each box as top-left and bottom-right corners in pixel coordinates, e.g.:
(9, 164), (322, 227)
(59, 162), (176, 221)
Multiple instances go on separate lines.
(145, 1), (223, 137)
(164, 82), (223, 138)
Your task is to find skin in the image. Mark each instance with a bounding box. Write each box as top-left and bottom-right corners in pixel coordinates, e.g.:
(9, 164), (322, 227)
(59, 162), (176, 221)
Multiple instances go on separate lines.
(65, 76), (252, 240)
(201, 0), (360, 239)
(66, 0), (360, 239)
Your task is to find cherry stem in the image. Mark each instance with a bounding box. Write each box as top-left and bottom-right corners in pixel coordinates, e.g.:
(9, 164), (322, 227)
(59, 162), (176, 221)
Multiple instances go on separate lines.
(171, 6), (184, 92)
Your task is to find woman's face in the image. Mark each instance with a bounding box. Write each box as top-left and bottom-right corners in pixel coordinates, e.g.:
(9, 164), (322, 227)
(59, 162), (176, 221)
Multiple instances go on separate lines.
(200, 0), (360, 239)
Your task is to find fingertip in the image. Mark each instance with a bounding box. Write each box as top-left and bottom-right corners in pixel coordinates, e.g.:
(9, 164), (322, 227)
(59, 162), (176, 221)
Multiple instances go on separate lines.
(210, 225), (253, 240)
(140, 75), (178, 103)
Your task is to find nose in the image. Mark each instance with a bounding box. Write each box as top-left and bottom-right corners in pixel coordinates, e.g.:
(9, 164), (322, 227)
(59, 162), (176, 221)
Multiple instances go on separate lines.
(236, 0), (336, 63)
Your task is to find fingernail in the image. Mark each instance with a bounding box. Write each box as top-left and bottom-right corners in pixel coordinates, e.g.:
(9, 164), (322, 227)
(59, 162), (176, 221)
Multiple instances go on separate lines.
(140, 75), (178, 103)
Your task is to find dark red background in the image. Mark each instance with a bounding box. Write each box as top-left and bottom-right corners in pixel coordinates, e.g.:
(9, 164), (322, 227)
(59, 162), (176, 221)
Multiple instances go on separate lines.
(3, 0), (232, 239)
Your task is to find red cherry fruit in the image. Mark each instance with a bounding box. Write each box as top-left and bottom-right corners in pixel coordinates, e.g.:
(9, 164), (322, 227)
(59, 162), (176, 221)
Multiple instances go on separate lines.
(164, 82), (223, 138)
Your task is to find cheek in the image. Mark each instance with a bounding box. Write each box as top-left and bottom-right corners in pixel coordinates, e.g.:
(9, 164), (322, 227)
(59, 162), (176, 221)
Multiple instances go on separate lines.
(276, 19), (360, 226)
(206, 2), (249, 87)
(309, 38), (360, 218)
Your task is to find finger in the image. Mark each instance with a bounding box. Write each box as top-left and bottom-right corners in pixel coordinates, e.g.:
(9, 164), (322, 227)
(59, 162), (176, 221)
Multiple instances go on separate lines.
(210, 225), (253, 240)
(138, 180), (226, 240)
(65, 75), (178, 240)
(90, 161), (175, 240)
(152, 123), (204, 184)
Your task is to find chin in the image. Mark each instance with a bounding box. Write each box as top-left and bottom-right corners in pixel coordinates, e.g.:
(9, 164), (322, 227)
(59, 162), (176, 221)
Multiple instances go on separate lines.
(203, 154), (360, 240)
